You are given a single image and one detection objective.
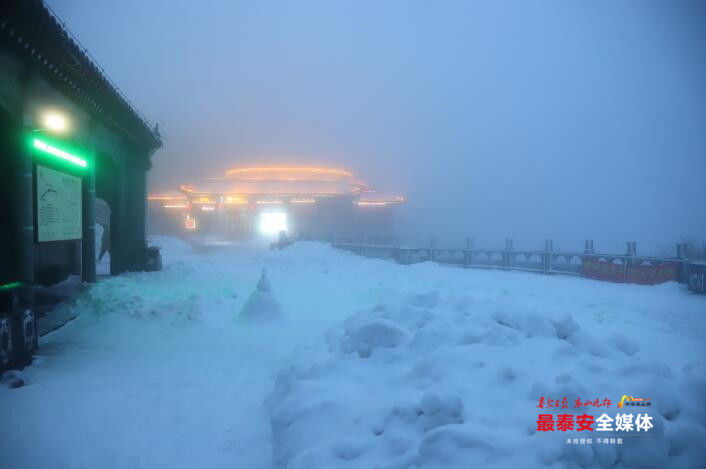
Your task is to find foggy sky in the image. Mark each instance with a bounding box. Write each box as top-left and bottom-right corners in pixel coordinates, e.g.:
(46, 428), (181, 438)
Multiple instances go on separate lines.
(47, 0), (706, 254)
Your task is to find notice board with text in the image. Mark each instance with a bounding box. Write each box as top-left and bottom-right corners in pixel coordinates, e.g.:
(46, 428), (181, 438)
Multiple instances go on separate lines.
(36, 164), (82, 242)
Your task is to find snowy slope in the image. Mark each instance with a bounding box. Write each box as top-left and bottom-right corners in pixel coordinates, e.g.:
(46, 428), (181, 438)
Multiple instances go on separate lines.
(266, 276), (706, 468)
(1, 237), (704, 468)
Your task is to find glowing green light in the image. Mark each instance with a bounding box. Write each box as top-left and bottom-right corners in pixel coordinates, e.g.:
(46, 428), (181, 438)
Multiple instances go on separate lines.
(0, 281), (22, 291)
(32, 138), (87, 168)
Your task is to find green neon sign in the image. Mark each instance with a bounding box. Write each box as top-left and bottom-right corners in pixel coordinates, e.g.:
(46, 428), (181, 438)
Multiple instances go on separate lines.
(32, 138), (87, 168)
(0, 281), (22, 291)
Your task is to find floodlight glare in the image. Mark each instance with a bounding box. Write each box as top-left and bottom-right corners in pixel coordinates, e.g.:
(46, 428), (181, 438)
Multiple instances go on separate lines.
(32, 138), (87, 168)
(258, 212), (287, 236)
(41, 111), (69, 133)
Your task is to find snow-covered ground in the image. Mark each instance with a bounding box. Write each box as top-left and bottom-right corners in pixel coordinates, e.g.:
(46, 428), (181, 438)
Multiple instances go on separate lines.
(1, 237), (704, 468)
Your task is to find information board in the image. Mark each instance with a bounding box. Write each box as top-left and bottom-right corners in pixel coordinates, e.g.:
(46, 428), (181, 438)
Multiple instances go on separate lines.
(36, 164), (82, 242)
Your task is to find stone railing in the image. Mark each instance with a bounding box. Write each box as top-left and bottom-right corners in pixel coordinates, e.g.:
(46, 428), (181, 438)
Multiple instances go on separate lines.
(294, 235), (691, 285)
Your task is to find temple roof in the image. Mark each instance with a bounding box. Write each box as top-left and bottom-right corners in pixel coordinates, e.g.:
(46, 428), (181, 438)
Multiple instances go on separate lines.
(151, 166), (404, 206)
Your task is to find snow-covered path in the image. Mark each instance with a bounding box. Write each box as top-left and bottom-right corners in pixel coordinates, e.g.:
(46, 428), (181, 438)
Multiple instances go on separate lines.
(1, 238), (385, 468)
(1, 237), (704, 468)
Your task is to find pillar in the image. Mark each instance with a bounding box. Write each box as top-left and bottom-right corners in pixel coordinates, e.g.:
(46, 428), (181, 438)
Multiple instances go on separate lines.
(676, 243), (687, 259)
(626, 241), (637, 256)
(676, 243), (689, 284)
(543, 240), (553, 273)
(625, 241), (637, 282)
(17, 115), (34, 305)
(81, 152), (96, 282)
(110, 161), (126, 275)
(504, 238), (514, 270)
(464, 236), (474, 267)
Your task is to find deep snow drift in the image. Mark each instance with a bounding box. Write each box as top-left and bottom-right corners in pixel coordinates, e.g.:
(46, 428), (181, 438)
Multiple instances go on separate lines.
(1, 237), (704, 468)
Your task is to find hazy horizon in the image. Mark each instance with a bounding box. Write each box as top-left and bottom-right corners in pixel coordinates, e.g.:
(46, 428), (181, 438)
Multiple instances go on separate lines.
(47, 0), (706, 254)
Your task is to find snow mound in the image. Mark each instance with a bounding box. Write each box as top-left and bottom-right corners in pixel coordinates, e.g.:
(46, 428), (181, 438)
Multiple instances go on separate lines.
(417, 392), (464, 432)
(267, 283), (706, 468)
(418, 424), (501, 468)
(550, 314), (580, 340)
(342, 318), (408, 357)
(239, 269), (285, 322)
(406, 290), (441, 308)
(609, 333), (641, 356)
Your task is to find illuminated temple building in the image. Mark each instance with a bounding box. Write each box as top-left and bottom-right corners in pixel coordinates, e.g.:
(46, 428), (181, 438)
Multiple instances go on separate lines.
(148, 167), (404, 238)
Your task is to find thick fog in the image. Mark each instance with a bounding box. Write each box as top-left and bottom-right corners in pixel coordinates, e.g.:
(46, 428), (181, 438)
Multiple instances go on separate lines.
(48, 0), (706, 254)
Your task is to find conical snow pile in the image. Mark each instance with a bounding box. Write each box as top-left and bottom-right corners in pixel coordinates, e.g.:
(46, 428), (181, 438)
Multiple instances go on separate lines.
(239, 269), (285, 322)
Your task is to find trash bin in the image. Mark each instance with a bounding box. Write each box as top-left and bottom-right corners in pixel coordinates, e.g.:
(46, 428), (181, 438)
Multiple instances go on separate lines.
(11, 309), (37, 367)
(146, 246), (163, 272)
(0, 315), (12, 372)
(0, 286), (36, 371)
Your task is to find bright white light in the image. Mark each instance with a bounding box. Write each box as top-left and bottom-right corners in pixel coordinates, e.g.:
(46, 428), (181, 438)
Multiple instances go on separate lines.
(258, 212), (287, 236)
(42, 111), (69, 132)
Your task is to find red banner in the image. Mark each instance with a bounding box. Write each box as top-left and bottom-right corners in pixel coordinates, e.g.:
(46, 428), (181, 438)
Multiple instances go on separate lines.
(582, 258), (626, 282)
(626, 262), (677, 285)
(582, 258), (677, 285)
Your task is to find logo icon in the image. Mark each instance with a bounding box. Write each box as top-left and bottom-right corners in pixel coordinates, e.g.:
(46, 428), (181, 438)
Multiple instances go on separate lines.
(617, 395), (651, 408)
